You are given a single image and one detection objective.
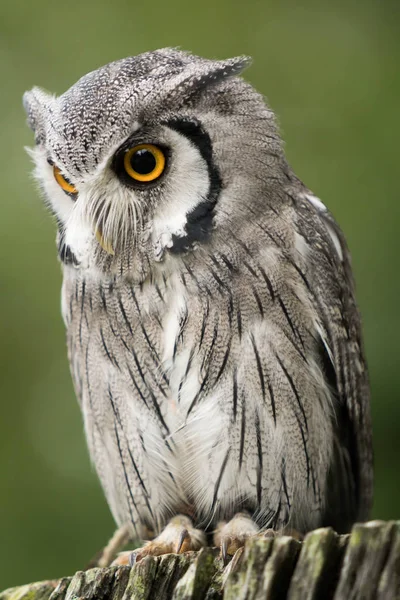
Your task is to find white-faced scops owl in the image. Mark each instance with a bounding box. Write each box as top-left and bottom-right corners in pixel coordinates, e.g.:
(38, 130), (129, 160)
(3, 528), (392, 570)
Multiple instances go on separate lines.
(23, 49), (373, 561)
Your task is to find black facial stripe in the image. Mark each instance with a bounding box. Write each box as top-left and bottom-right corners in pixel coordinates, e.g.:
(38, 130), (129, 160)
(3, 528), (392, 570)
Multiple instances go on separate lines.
(57, 220), (79, 266)
(166, 117), (214, 168)
(165, 117), (222, 253)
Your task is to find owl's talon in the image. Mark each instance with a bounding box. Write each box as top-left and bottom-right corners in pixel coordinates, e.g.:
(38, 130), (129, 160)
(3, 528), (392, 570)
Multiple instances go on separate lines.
(214, 512), (261, 564)
(221, 535), (232, 565)
(176, 527), (190, 553)
(257, 527), (303, 540)
(261, 528), (276, 539)
(112, 515), (206, 565)
(110, 551), (134, 566)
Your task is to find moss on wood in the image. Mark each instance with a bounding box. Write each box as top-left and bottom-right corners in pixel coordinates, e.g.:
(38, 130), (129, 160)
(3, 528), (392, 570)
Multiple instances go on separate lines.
(1, 521), (399, 600)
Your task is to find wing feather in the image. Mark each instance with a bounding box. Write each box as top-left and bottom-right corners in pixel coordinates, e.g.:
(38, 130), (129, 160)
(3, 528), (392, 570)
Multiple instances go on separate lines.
(294, 191), (373, 531)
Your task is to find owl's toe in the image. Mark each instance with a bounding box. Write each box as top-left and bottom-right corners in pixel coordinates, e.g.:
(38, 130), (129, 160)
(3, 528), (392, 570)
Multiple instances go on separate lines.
(112, 515), (206, 565)
(257, 526), (304, 541)
(111, 551), (134, 566)
(214, 512), (260, 565)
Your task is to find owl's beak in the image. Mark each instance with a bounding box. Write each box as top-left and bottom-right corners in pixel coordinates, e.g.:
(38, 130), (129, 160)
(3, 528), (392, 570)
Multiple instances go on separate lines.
(95, 229), (115, 255)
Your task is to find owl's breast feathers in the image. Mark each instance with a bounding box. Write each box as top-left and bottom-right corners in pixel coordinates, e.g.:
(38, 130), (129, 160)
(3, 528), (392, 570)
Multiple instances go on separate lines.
(62, 189), (372, 535)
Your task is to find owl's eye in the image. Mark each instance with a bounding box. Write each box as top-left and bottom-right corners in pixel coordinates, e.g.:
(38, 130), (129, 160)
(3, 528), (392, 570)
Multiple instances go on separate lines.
(123, 144), (166, 182)
(53, 166), (78, 195)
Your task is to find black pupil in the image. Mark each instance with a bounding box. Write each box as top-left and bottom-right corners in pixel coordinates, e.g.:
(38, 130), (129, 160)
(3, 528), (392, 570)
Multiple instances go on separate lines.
(130, 149), (157, 175)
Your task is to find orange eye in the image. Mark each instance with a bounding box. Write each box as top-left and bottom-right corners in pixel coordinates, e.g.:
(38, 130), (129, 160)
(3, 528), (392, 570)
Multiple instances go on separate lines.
(53, 166), (78, 195)
(123, 144), (165, 182)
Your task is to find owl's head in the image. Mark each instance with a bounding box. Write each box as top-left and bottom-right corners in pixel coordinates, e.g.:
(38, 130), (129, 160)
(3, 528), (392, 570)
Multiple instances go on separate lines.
(24, 49), (285, 281)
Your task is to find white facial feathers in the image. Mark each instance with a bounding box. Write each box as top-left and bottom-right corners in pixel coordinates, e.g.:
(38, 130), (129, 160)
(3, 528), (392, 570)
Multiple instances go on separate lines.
(28, 123), (211, 268)
(151, 129), (210, 261)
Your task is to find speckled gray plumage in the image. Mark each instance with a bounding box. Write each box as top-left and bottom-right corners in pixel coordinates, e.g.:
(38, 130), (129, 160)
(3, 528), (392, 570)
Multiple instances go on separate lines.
(24, 48), (373, 540)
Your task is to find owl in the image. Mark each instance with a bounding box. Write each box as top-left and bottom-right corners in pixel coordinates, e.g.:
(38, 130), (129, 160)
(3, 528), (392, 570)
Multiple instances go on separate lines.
(24, 48), (373, 562)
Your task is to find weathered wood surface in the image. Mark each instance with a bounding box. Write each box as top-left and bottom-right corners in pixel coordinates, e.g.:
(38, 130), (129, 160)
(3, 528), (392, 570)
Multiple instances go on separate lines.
(1, 521), (399, 600)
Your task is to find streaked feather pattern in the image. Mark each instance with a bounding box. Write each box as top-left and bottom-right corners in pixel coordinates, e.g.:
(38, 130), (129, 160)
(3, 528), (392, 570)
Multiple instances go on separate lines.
(25, 48), (372, 540)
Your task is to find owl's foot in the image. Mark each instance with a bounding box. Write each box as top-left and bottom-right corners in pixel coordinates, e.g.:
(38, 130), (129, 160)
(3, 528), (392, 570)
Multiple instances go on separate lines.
(214, 512), (260, 565)
(259, 527), (304, 541)
(112, 515), (206, 565)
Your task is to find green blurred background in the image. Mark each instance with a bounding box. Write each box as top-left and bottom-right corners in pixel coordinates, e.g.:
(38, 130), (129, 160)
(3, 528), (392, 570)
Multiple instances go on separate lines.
(1, 0), (399, 590)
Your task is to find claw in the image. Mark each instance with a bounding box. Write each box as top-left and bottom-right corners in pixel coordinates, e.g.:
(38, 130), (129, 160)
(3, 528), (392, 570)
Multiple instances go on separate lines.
(214, 512), (260, 566)
(112, 515), (205, 566)
(129, 551), (138, 566)
(176, 528), (190, 554)
(262, 528), (276, 539)
(221, 536), (232, 566)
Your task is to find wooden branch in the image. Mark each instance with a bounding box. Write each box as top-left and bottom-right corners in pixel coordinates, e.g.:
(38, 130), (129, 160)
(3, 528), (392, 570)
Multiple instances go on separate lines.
(1, 521), (399, 600)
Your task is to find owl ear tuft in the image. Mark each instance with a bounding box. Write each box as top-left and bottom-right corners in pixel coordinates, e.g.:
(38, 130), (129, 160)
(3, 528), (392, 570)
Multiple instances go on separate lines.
(23, 87), (52, 143)
(145, 53), (252, 118)
(179, 55), (252, 98)
(208, 55), (252, 79)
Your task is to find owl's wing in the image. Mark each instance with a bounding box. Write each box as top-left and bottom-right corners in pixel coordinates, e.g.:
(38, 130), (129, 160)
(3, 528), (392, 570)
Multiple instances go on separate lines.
(292, 190), (373, 532)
